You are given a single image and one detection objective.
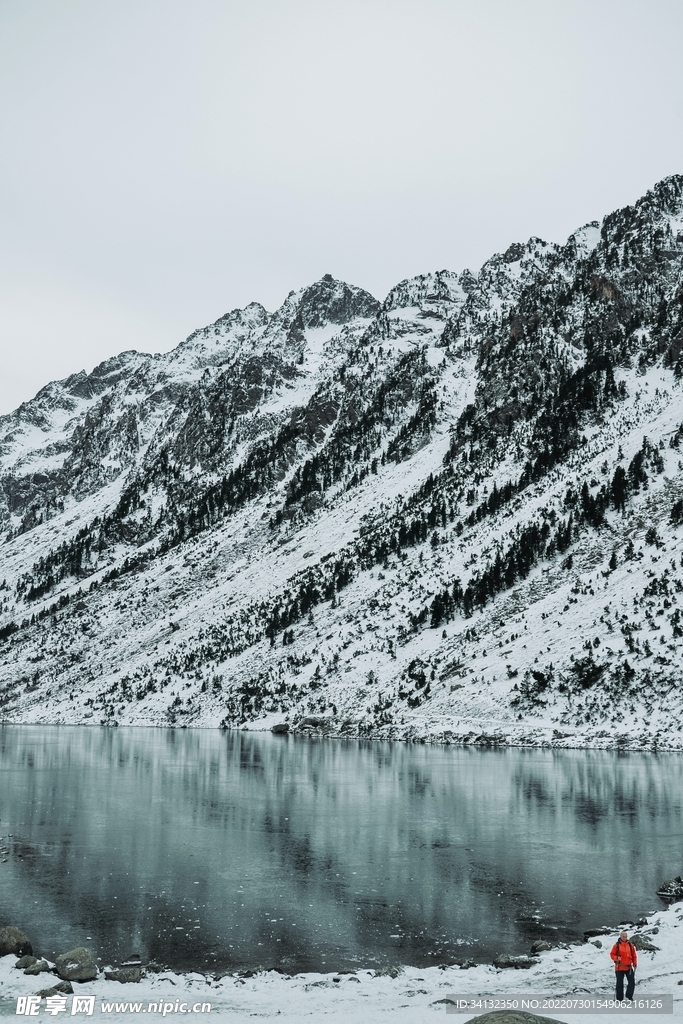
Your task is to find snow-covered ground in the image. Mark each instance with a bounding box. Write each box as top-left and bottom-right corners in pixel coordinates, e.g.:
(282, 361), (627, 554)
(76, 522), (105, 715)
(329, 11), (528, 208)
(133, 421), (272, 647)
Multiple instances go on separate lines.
(1, 904), (681, 1021)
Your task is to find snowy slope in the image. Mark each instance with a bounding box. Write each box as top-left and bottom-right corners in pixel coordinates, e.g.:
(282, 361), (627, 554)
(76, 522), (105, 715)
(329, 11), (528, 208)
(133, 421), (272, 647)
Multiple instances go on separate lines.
(1, 177), (683, 748)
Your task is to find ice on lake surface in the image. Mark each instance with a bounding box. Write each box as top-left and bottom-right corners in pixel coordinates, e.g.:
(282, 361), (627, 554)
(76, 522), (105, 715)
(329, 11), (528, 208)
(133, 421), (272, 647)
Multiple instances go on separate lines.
(0, 726), (681, 973)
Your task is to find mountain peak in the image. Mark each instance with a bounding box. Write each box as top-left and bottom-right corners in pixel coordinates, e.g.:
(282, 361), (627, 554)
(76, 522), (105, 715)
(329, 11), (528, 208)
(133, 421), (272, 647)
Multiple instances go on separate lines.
(295, 276), (380, 329)
(643, 173), (683, 217)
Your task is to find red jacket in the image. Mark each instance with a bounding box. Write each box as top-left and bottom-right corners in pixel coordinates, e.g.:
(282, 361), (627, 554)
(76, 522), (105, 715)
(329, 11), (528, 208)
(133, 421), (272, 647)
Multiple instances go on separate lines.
(610, 939), (637, 971)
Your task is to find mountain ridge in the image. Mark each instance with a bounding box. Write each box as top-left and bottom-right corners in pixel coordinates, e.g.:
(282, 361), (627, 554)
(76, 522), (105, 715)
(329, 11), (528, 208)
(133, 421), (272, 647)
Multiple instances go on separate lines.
(1, 174), (683, 748)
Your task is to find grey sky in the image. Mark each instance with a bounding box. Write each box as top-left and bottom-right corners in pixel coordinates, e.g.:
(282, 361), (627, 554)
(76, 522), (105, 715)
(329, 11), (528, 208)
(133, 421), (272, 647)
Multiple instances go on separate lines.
(1, 0), (682, 415)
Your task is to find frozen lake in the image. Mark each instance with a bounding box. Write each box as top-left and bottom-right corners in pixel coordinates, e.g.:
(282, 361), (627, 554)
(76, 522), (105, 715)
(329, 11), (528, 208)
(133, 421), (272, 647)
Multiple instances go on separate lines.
(0, 726), (681, 973)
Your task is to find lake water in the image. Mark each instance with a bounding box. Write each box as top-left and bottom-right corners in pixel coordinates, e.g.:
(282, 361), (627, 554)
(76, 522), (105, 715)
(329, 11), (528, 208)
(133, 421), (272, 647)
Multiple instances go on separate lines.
(0, 726), (681, 974)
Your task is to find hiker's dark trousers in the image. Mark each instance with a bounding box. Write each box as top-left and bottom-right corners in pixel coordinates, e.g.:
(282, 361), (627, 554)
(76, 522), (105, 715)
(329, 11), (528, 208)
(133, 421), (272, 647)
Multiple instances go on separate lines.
(615, 969), (635, 1000)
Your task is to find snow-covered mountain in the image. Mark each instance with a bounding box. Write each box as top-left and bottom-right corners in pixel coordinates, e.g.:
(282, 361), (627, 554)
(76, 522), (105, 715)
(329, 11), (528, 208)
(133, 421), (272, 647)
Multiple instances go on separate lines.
(2, 177), (683, 748)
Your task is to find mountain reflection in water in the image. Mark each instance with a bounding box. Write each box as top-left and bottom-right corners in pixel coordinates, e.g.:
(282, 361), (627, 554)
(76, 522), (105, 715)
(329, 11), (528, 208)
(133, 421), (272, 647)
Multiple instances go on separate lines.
(0, 726), (681, 973)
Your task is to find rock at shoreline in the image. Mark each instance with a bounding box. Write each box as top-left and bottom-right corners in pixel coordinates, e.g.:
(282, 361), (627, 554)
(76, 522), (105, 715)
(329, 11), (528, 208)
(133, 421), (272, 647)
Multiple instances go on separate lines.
(583, 927), (612, 938)
(105, 967), (144, 983)
(271, 722), (289, 735)
(530, 940), (552, 954)
(24, 959), (50, 975)
(38, 982), (73, 997)
(374, 966), (402, 978)
(0, 926), (32, 957)
(55, 947), (97, 982)
(468, 1013), (564, 1024)
(493, 954), (539, 969)
(14, 955), (37, 969)
(657, 875), (683, 903)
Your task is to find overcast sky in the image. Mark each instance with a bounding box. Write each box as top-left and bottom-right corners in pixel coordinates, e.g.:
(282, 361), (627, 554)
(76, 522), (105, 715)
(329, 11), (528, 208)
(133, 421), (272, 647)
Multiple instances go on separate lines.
(1, 0), (682, 415)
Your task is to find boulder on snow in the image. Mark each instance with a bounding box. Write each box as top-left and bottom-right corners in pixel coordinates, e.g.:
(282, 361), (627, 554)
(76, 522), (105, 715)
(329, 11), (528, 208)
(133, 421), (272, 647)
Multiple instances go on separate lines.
(530, 940), (552, 954)
(373, 965), (402, 978)
(0, 926), (32, 957)
(493, 954), (539, 969)
(630, 933), (659, 952)
(55, 947), (97, 982)
(14, 955), (37, 969)
(24, 959), (50, 975)
(38, 982), (73, 997)
(467, 1014), (564, 1024)
(657, 875), (683, 903)
(104, 967), (144, 983)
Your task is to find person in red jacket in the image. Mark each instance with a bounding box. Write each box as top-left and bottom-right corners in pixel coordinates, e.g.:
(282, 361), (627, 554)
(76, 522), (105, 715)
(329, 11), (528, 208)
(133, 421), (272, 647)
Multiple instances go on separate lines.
(610, 930), (638, 1000)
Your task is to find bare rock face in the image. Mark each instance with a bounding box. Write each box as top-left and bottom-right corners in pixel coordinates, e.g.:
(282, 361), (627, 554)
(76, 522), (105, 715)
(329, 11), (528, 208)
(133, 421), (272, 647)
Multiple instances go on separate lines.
(55, 947), (98, 982)
(0, 926), (32, 957)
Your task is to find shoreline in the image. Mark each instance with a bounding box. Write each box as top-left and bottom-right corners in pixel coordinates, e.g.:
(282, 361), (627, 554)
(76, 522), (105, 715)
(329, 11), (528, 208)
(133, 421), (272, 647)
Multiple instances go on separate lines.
(1, 905), (682, 1022)
(3, 718), (683, 753)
